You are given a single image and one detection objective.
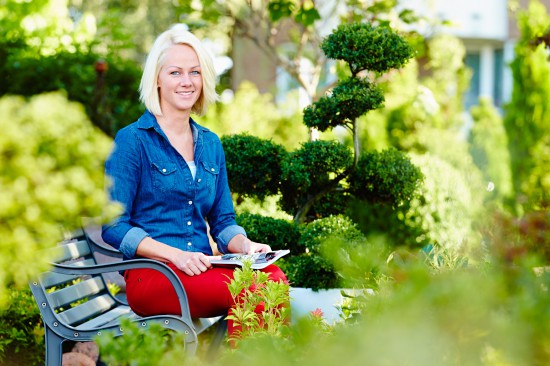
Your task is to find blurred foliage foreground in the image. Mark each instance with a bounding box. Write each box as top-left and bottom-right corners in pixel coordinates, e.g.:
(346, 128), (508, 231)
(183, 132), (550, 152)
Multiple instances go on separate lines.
(0, 92), (118, 306)
(93, 239), (550, 366)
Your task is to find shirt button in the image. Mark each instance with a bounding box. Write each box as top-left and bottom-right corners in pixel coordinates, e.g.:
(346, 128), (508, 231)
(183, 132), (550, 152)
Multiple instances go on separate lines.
(211, 168), (215, 172)
(197, 178), (201, 183)
(162, 168), (167, 173)
(187, 242), (192, 246)
(188, 200), (193, 205)
(187, 221), (191, 226)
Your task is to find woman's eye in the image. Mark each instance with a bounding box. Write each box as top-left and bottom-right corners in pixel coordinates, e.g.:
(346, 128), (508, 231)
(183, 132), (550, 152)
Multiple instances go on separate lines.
(190, 70), (201, 76)
(170, 71), (181, 76)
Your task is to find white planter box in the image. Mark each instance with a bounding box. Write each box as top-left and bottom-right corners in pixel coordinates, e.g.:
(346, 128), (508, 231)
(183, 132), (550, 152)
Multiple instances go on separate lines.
(289, 287), (364, 324)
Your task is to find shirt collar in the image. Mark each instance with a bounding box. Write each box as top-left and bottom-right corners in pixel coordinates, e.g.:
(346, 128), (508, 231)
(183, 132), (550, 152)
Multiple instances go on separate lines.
(136, 110), (157, 129)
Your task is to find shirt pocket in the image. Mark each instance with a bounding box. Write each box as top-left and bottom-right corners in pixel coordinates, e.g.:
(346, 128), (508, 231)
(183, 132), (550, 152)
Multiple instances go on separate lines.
(200, 161), (219, 193)
(151, 162), (178, 193)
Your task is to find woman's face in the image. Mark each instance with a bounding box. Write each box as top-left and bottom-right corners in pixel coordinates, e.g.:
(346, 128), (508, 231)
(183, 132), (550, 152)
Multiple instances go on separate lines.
(157, 43), (203, 116)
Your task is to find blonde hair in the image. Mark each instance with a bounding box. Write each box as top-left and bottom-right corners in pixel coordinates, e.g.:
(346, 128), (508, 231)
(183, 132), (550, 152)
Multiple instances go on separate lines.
(139, 24), (219, 116)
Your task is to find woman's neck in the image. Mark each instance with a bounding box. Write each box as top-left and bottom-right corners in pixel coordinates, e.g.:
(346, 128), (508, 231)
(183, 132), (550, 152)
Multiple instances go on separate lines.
(155, 111), (194, 161)
(155, 110), (192, 136)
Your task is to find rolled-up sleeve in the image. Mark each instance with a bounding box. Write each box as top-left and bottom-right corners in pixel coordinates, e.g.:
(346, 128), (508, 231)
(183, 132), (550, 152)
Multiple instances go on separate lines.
(119, 227), (150, 258)
(215, 224), (247, 254)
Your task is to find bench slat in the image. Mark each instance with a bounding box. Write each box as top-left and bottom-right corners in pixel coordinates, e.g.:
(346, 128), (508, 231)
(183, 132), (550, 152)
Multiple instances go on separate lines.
(41, 259), (97, 288)
(63, 228), (84, 241)
(47, 277), (105, 309)
(56, 294), (116, 326)
(54, 240), (91, 262)
(75, 305), (133, 330)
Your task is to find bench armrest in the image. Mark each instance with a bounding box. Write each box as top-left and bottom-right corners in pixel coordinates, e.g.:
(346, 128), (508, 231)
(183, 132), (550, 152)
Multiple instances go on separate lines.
(82, 225), (124, 259)
(49, 259), (192, 323)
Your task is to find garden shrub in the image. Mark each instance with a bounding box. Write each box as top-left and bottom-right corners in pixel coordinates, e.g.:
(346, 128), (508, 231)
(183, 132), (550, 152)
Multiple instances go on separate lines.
(0, 92), (119, 306)
(236, 212), (300, 251)
(349, 147), (423, 207)
(280, 215), (367, 290)
(1, 47), (143, 137)
(95, 318), (190, 366)
(504, 0), (550, 210)
(349, 151), (483, 254)
(298, 215), (366, 253)
(406, 154), (482, 252)
(221, 134), (287, 201)
(279, 254), (339, 290)
(2, 50), (96, 98)
(468, 97), (513, 205)
(0, 287), (44, 366)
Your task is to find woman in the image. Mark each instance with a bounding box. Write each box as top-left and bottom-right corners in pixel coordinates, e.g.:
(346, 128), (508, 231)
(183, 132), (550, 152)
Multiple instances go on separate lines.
(102, 23), (287, 337)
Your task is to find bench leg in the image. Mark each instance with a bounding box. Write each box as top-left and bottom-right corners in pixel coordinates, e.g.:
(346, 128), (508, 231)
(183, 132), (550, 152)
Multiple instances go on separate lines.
(44, 328), (64, 366)
(206, 318), (228, 361)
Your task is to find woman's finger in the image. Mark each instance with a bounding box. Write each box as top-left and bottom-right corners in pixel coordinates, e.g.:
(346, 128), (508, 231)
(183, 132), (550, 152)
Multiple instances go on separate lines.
(253, 243), (271, 253)
(199, 255), (213, 269)
(182, 266), (195, 276)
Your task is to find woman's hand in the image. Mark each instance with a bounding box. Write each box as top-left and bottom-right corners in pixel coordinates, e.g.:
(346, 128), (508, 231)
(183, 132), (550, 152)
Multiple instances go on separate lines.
(228, 234), (272, 254)
(135, 237), (212, 276)
(172, 251), (212, 276)
(242, 239), (271, 254)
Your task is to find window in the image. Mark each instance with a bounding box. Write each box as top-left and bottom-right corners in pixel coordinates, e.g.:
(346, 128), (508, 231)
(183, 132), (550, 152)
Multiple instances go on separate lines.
(464, 52), (481, 110)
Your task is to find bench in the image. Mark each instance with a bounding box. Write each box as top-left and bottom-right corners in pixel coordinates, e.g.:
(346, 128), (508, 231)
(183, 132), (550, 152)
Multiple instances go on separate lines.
(29, 227), (226, 366)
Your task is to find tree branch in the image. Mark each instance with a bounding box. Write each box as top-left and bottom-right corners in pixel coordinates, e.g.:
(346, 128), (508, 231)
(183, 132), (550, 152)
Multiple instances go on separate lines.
(293, 168), (351, 224)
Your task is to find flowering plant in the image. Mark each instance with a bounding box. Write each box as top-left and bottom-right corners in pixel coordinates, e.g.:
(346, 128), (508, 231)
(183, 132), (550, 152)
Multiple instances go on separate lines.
(226, 260), (290, 344)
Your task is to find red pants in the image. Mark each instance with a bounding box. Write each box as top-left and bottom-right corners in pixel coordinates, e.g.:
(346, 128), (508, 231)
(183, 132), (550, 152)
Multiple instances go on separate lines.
(124, 263), (288, 338)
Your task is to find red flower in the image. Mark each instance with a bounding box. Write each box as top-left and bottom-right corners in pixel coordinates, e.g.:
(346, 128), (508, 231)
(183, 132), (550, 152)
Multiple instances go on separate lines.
(310, 308), (324, 318)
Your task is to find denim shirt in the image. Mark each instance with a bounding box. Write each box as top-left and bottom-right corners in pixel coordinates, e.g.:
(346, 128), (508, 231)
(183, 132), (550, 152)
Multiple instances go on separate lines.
(102, 110), (246, 260)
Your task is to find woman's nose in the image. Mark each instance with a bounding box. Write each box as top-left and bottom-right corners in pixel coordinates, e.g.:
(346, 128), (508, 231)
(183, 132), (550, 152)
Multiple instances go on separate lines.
(179, 75), (192, 86)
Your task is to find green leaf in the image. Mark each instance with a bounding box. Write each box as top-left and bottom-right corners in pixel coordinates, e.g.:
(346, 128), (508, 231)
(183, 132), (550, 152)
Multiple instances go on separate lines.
(268, 0), (296, 22)
(398, 9), (419, 24)
(294, 2), (320, 27)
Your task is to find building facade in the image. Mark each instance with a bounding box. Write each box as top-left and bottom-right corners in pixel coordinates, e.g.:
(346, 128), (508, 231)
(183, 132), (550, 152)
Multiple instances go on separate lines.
(404, 0), (550, 109)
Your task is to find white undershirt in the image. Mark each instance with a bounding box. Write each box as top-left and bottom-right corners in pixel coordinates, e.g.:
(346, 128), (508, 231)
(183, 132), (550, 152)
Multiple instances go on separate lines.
(187, 161), (196, 179)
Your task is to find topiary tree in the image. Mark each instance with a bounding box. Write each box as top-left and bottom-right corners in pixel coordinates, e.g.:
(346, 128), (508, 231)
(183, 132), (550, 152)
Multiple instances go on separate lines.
(290, 23), (421, 224)
(305, 22), (412, 164)
(222, 22), (423, 288)
(224, 22), (421, 224)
